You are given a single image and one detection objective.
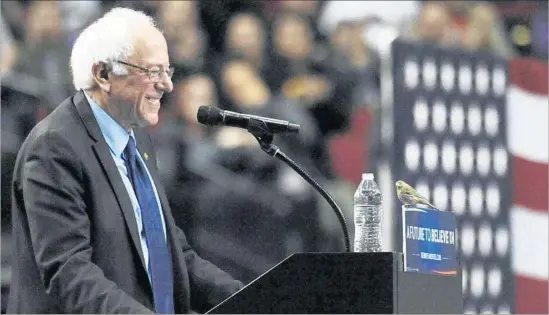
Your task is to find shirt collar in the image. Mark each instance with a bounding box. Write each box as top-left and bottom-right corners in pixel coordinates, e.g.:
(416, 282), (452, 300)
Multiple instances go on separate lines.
(84, 91), (134, 158)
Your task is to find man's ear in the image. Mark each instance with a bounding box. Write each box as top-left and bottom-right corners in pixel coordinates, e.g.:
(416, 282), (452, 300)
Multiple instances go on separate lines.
(92, 62), (111, 92)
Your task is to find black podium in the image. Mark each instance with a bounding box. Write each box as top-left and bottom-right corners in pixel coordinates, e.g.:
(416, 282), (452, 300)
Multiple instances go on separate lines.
(207, 252), (462, 314)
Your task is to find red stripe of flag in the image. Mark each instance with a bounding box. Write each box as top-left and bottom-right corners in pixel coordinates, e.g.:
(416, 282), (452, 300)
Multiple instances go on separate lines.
(515, 274), (549, 314)
(512, 155), (549, 212)
(510, 58), (549, 95)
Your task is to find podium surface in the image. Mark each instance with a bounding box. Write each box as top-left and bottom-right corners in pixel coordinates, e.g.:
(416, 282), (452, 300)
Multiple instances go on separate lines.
(208, 252), (462, 314)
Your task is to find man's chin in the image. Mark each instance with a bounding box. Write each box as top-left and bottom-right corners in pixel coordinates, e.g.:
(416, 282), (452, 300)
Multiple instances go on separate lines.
(140, 115), (159, 127)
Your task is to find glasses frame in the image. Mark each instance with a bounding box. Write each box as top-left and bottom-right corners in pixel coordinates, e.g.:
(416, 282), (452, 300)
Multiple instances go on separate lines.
(113, 60), (174, 82)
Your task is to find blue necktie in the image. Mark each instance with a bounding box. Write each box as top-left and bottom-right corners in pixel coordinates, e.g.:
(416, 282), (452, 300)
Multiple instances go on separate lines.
(123, 136), (174, 314)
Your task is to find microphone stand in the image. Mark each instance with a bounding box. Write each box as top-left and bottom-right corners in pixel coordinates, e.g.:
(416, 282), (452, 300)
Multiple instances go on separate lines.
(247, 118), (352, 253)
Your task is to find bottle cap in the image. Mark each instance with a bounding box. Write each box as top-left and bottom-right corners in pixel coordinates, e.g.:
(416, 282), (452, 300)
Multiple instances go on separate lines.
(362, 173), (374, 180)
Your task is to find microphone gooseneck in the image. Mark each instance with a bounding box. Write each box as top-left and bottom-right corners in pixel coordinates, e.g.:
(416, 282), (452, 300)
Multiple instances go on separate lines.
(248, 118), (351, 253)
(273, 149), (352, 252)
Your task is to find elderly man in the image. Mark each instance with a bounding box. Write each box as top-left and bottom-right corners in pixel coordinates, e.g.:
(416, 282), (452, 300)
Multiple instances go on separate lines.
(7, 7), (243, 314)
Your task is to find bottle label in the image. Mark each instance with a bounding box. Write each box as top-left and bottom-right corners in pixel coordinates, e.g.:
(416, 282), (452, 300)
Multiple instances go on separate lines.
(359, 188), (383, 204)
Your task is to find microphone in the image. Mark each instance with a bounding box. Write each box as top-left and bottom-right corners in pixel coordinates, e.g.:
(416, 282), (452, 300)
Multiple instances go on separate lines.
(197, 106), (300, 134)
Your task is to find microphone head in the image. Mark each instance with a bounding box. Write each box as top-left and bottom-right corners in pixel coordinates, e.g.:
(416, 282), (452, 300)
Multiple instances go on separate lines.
(197, 106), (223, 126)
(287, 123), (300, 133)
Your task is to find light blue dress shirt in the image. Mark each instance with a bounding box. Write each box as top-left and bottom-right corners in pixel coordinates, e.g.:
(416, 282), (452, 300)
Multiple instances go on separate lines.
(84, 91), (167, 280)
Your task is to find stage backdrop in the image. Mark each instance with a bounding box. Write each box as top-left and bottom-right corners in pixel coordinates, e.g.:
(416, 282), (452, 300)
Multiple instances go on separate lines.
(389, 38), (547, 314)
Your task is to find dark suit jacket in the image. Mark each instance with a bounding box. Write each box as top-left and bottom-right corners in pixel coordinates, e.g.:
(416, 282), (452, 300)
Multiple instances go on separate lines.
(7, 91), (244, 313)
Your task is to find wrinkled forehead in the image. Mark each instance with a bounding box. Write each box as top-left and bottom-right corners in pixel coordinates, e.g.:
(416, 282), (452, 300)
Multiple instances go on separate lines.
(128, 26), (170, 66)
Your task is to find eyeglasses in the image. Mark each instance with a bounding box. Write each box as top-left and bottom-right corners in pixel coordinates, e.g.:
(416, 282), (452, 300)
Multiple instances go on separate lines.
(113, 60), (175, 82)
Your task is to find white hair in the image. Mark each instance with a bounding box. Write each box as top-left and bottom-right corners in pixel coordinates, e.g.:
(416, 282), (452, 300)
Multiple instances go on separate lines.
(70, 7), (159, 91)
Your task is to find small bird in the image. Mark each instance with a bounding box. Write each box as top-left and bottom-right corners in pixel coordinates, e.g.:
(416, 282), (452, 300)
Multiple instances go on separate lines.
(395, 180), (437, 210)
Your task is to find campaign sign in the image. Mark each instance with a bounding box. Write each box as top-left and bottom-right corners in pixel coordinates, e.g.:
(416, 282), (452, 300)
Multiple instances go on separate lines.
(402, 206), (458, 276)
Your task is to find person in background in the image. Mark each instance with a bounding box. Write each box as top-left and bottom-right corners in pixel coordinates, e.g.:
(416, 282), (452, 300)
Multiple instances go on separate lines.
(156, 0), (211, 78)
(224, 13), (268, 74)
(0, 14), (17, 74)
(327, 20), (380, 112)
(460, 2), (516, 57)
(409, 1), (516, 57)
(13, 0), (73, 108)
(220, 58), (272, 111)
(410, 1), (456, 46)
(175, 74), (219, 136)
(150, 73), (221, 240)
(7, 7), (243, 314)
(269, 13), (317, 90)
(156, 0), (199, 41)
(198, 0), (265, 53)
(170, 26), (211, 78)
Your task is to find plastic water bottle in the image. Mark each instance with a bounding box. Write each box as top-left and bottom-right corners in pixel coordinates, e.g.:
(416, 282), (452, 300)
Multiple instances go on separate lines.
(353, 173), (383, 252)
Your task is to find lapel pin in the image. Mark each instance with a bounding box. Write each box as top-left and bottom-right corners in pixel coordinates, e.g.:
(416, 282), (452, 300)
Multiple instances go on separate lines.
(143, 152), (149, 160)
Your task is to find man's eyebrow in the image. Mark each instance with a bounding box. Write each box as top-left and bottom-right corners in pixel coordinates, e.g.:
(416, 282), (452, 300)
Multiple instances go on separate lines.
(144, 63), (171, 68)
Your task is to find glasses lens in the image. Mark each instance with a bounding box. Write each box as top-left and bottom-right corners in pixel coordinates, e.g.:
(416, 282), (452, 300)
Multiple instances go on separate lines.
(150, 70), (160, 81)
(148, 67), (174, 81)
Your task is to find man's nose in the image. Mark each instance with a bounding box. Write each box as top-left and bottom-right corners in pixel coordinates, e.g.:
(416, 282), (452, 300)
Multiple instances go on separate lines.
(156, 75), (173, 93)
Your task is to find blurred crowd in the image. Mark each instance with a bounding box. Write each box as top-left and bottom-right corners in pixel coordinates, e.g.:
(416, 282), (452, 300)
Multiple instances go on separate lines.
(1, 0), (547, 290)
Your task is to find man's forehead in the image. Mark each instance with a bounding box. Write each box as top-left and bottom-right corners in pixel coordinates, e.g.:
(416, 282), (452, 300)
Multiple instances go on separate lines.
(129, 30), (170, 66)
(133, 27), (167, 48)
